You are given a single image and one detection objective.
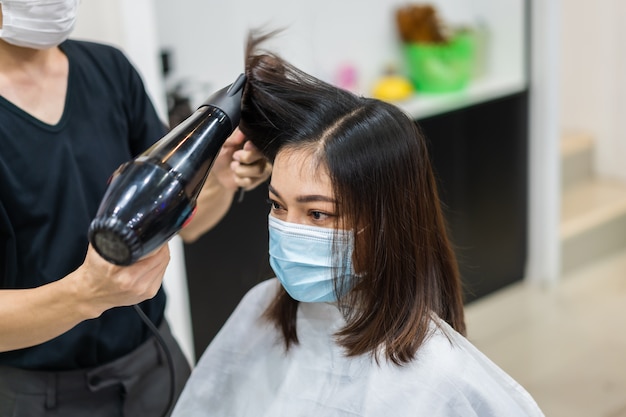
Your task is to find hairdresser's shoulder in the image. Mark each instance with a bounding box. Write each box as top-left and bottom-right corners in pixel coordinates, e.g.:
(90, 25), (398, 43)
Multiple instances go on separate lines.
(61, 39), (139, 79)
(63, 39), (128, 61)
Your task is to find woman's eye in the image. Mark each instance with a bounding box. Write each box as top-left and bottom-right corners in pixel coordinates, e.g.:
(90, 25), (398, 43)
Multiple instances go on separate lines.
(267, 199), (282, 211)
(311, 211), (328, 221)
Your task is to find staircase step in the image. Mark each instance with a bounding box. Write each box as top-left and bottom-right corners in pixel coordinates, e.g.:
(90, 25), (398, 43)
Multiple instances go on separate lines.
(561, 178), (626, 275)
(561, 131), (594, 190)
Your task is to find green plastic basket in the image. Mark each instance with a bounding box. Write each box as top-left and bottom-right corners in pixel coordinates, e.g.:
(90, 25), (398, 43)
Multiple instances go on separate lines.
(404, 33), (475, 93)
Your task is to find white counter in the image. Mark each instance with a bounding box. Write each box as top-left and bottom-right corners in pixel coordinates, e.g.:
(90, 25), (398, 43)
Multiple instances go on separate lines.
(395, 75), (528, 120)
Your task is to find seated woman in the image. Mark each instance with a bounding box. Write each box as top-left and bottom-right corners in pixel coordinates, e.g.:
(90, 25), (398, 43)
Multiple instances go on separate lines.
(172, 32), (544, 417)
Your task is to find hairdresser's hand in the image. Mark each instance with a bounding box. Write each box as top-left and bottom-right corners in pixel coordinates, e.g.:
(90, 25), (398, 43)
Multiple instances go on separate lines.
(71, 244), (170, 318)
(0, 245), (169, 352)
(178, 129), (271, 243)
(211, 128), (272, 192)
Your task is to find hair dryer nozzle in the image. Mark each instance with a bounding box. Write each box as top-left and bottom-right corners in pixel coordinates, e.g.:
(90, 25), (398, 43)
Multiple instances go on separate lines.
(88, 74), (246, 265)
(202, 73), (247, 128)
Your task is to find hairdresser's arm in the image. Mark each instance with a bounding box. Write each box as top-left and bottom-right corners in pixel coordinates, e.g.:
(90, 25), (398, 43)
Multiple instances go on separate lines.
(179, 129), (271, 243)
(0, 244), (169, 352)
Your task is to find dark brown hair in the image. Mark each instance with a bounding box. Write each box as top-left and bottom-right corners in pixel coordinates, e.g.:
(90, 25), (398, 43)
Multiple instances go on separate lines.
(240, 31), (465, 365)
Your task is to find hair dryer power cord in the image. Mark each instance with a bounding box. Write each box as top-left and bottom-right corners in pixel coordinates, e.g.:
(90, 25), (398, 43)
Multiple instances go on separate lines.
(133, 304), (176, 417)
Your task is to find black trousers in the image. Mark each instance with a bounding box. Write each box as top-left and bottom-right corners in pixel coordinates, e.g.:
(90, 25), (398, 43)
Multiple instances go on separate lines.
(0, 320), (191, 417)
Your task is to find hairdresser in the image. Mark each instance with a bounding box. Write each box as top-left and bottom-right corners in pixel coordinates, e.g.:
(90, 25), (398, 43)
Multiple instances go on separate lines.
(0, 1), (271, 416)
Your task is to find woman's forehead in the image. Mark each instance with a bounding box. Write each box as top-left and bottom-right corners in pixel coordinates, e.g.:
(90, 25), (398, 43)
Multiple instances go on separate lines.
(275, 147), (327, 174)
(272, 147), (331, 193)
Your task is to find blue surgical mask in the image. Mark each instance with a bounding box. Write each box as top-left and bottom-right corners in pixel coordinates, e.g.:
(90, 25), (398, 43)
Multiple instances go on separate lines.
(268, 216), (354, 303)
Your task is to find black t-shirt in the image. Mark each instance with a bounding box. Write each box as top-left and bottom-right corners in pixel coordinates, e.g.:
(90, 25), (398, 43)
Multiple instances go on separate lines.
(0, 40), (168, 370)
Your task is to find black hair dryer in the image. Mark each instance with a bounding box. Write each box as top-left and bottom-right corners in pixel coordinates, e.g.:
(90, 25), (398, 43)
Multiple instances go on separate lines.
(88, 74), (246, 266)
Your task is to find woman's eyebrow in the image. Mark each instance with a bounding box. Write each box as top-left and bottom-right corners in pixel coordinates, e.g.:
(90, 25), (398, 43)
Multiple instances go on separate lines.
(296, 195), (336, 204)
(268, 184), (282, 199)
(268, 184), (336, 203)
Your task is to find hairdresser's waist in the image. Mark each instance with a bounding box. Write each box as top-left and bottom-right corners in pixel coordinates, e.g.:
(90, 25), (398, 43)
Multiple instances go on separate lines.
(0, 318), (171, 395)
(0, 292), (165, 370)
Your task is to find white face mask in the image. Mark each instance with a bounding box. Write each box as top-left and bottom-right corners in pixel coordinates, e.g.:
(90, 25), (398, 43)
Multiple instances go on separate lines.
(0, 0), (80, 49)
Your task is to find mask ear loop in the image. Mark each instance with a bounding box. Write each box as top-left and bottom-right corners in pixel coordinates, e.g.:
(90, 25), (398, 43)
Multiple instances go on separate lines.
(331, 227), (357, 305)
(350, 225), (370, 281)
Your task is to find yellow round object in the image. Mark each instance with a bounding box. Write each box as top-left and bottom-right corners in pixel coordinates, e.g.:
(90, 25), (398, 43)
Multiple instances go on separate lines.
(372, 76), (414, 101)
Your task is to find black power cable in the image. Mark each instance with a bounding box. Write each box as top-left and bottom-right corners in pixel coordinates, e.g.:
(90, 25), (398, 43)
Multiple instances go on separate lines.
(133, 304), (176, 417)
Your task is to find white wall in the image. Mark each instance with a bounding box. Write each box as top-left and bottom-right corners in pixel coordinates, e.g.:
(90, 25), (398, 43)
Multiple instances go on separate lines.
(560, 0), (626, 181)
(72, 0), (195, 365)
(153, 0), (526, 108)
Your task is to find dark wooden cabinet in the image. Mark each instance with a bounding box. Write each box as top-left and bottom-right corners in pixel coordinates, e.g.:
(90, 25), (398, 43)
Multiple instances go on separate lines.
(183, 185), (273, 360)
(418, 91), (529, 303)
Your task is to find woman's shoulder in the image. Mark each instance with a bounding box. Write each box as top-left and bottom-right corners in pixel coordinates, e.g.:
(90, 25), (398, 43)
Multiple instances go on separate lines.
(397, 317), (545, 416)
(193, 279), (279, 361)
(219, 278), (280, 327)
(241, 278), (280, 306)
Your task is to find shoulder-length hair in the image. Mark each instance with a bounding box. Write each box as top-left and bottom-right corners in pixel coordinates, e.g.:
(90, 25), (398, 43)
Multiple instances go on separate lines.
(240, 31), (465, 365)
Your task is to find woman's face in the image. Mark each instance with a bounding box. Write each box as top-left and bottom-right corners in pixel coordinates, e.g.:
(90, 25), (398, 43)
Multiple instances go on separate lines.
(268, 147), (338, 228)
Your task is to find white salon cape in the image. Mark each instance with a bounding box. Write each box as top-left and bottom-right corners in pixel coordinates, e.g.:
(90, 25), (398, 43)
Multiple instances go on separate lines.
(172, 279), (544, 417)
